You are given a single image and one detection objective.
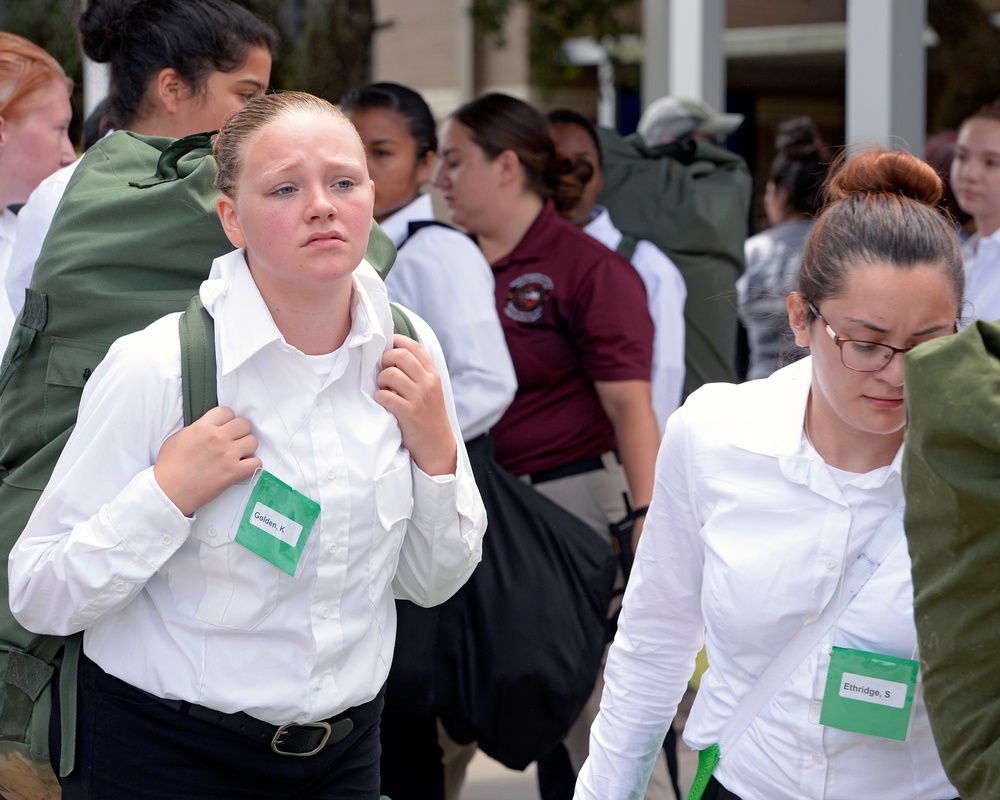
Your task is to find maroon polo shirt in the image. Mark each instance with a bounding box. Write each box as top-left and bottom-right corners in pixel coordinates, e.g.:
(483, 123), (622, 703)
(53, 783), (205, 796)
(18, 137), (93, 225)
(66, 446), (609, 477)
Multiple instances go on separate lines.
(491, 200), (654, 476)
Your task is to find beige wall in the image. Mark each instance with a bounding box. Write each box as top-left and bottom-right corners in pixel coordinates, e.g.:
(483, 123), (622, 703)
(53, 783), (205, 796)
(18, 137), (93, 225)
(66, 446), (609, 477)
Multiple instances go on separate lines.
(372, 0), (533, 119)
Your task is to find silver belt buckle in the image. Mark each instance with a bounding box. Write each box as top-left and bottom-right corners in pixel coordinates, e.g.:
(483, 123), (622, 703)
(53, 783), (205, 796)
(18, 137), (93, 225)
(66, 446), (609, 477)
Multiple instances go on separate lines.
(271, 721), (332, 757)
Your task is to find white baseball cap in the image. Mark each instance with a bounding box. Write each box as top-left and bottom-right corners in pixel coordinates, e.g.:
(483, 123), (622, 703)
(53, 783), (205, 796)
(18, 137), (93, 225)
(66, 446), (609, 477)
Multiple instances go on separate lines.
(637, 96), (745, 146)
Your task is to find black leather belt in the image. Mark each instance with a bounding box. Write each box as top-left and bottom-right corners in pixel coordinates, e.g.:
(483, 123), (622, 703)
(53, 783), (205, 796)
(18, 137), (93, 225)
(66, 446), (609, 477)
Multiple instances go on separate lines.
(528, 451), (621, 485)
(141, 692), (354, 757)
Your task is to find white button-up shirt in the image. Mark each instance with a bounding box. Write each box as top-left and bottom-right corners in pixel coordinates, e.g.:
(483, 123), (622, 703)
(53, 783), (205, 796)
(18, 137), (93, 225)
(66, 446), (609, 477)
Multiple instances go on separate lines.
(584, 206), (686, 431)
(9, 249), (486, 725)
(3, 157), (81, 323)
(576, 358), (955, 800)
(962, 226), (1000, 324)
(379, 193), (516, 440)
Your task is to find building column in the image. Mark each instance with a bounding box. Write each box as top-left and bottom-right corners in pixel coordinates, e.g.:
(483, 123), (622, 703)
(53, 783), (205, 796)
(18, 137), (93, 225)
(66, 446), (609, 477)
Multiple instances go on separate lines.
(643, 0), (726, 111)
(846, 0), (927, 155)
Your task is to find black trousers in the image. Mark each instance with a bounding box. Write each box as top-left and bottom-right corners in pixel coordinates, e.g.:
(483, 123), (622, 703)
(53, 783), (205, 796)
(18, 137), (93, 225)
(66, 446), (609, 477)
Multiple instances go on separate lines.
(379, 702), (445, 800)
(53, 654), (384, 800)
(703, 776), (742, 799)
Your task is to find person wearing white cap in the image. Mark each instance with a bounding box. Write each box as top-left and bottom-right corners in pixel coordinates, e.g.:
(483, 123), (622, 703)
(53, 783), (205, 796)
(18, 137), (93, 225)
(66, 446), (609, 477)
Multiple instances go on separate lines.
(637, 97), (745, 148)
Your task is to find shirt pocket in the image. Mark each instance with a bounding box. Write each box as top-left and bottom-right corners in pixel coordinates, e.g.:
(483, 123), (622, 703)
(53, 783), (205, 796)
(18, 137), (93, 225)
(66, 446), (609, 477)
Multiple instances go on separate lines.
(184, 483), (281, 631)
(369, 454), (413, 598)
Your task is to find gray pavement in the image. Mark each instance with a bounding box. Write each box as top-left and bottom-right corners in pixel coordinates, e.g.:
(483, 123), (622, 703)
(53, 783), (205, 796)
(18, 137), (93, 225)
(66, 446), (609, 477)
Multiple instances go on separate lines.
(460, 689), (698, 799)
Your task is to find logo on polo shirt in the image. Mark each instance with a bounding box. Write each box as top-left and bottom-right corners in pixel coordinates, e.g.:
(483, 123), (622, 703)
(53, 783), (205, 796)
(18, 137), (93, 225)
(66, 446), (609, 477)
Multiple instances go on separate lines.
(505, 272), (553, 322)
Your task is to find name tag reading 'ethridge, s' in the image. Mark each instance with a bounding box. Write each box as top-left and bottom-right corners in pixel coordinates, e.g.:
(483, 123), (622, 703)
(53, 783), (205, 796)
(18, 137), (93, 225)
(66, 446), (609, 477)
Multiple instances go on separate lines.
(820, 646), (918, 741)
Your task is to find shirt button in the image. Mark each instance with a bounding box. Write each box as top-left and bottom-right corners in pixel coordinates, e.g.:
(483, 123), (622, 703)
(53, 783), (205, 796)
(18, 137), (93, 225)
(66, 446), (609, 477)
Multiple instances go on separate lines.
(825, 558), (837, 570)
(812, 752), (824, 765)
(328, 543), (338, 554)
(161, 535), (172, 546)
(114, 582), (128, 593)
(326, 469), (336, 480)
(316, 678), (324, 689)
(321, 607), (331, 619)
(207, 527), (218, 538)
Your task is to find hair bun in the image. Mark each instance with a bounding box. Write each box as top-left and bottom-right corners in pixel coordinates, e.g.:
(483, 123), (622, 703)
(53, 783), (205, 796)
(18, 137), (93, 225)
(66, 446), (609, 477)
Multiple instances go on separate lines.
(78, 0), (141, 63)
(776, 116), (822, 159)
(826, 148), (943, 207)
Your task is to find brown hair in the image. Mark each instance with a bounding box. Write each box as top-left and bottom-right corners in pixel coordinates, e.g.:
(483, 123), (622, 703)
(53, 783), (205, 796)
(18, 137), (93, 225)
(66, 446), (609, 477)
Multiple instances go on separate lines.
(770, 116), (830, 217)
(450, 92), (591, 214)
(966, 98), (1000, 125)
(213, 91), (356, 197)
(79, 0), (276, 131)
(798, 147), (964, 317)
(0, 32), (72, 123)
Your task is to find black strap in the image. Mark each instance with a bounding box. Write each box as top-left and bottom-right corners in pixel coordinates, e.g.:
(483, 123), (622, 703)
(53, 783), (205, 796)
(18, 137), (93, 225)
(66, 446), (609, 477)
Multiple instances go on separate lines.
(400, 219), (463, 250)
(616, 233), (638, 262)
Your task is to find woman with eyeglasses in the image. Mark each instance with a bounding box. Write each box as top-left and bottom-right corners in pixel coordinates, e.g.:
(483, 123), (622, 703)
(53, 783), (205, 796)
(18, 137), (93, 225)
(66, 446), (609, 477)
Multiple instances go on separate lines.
(575, 148), (963, 800)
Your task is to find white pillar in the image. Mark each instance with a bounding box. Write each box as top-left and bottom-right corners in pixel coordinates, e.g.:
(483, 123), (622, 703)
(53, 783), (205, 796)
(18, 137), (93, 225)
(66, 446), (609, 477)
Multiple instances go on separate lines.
(82, 58), (109, 120)
(664, 0), (726, 110)
(456, 0), (475, 103)
(641, 0), (670, 109)
(846, 0), (927, 155)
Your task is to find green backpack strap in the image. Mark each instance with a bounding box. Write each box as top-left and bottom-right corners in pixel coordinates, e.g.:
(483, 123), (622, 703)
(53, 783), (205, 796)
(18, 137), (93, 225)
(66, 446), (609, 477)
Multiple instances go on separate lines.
(178, 296), (217, 426)
(616, 233), (638, 262)
(390, 303), (419, 343)
(179, 297), (417, 425)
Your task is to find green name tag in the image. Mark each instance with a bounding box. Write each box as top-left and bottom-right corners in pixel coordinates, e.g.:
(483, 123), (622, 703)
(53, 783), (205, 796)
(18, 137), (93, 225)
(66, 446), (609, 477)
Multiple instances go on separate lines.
(819, 646), (918, 741)
(234, 470), (320, 577)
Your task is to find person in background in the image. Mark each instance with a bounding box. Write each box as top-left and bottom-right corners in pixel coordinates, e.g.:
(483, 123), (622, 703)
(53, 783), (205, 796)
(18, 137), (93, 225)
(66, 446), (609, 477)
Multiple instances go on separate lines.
(341, 81), (515, 443)
(548, 108), (686, 434)
(3, 0), (276, 345)
(924, 130), (971, 235)
(596, 96), (751, 398)
(341, 80), (515, 800)
(8, 90), (486, 800)
(576, 148), (962, 800)
(0, 31), (74, 343)
(951, 98), (1000, 322)
(435, 92), (660, 800)
(738, 116), (830, 380)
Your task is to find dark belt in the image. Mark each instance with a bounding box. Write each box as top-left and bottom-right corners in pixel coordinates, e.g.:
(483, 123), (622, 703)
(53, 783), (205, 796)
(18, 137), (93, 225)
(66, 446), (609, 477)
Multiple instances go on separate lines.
(527, 450), (621, 485)
(140, 691), (355, 757)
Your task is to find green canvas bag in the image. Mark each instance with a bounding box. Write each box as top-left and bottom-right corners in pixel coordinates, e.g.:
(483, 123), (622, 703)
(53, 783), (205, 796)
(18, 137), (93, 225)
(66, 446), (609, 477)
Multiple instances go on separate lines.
(0, 129), (398, 798)
(596, 129), (752, 397)
(903, 320), (1000, 800)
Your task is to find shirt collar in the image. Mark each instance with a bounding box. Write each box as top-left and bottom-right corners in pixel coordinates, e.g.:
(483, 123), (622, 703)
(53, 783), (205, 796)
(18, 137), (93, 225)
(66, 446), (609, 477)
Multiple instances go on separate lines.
(378, 194), (435, 247)
(718, 357), (902, 489)
(0, 208), (17, 244)
(582, 206), (622, 248)
(201, 249), (393, 376)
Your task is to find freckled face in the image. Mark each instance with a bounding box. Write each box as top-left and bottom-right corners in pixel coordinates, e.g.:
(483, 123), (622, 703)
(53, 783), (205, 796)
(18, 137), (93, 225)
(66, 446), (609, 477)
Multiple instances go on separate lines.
(216, 109), (375, 306)
(0, 79), (75, 206)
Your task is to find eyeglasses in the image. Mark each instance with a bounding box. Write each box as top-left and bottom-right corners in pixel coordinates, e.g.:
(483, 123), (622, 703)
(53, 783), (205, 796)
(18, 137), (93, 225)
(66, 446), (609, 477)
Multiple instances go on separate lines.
(808, 303), (913, 373)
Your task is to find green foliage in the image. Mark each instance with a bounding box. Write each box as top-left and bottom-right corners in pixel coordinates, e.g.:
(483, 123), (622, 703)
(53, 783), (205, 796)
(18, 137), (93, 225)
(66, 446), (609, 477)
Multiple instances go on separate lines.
(1, 0), (84, 141)
(242, 0), (374, 101)
(0, 0), (81, 78)
(472, 0), (632, 88)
